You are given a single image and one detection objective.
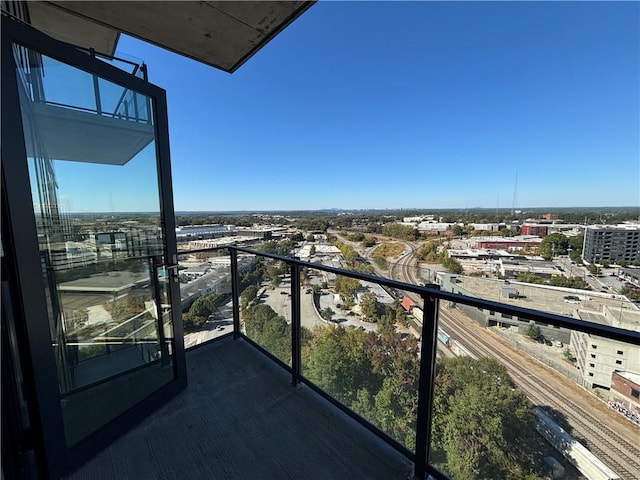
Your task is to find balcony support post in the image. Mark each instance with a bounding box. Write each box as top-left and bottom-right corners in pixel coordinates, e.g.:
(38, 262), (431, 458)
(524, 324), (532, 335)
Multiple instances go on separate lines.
(414, 287), (440, 480)
(290, 262), (302, 386)
(230, 248), (241, 339)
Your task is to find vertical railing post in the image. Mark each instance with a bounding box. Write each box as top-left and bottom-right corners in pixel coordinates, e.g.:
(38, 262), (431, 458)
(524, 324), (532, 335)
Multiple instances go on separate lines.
(290, 262), (302, 386)
(140, 63), (152, 125)
(132, 91), (139, 122)
(230, 248), (241, 339)
(150, 255), (169, 366)
(414, 286), (440, 480)
(89, 48), (102, 115)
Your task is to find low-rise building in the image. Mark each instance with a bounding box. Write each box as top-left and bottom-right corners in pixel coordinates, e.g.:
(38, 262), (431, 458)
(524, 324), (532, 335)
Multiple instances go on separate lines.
(499, 258), (563, 280)
(610, 371), (640, 414)
(436, 272), (638, 347)
(474, 235), (542, 251)
(470, 223), (500, 231)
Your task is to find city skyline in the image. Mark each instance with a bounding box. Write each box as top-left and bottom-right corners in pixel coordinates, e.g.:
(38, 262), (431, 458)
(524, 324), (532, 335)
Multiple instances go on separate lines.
(65, 1), (639, 212)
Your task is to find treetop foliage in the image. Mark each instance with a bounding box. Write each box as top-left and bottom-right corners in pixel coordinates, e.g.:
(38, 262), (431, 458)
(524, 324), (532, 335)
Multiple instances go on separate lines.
(241, 292), (543, 478)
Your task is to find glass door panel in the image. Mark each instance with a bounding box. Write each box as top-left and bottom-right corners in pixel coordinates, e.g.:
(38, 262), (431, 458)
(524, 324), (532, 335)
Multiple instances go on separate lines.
(13, 43), (177, 447)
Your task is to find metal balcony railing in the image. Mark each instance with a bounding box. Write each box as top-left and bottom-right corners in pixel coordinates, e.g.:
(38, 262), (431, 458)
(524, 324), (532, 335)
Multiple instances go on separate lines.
(181, 245), (640, 480)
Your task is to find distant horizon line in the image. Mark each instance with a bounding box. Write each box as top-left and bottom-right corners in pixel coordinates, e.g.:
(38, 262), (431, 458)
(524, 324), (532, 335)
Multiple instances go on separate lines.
(64, 206), (639, 215)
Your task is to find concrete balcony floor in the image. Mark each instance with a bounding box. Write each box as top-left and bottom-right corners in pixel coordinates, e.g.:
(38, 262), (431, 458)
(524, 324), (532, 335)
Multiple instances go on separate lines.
(68, 336), (414, 479)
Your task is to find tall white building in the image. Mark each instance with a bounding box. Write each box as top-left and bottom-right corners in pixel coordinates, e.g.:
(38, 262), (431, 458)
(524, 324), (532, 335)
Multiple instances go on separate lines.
(571, 306), (640, 389)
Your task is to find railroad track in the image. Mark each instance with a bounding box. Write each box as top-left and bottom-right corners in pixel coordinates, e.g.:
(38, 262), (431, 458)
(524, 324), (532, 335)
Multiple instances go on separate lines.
(442, 310), (640, 479)
(384, 249), (640, 479)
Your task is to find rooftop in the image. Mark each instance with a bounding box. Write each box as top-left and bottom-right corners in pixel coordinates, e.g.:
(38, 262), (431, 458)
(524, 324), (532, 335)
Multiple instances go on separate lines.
(67, 336), (413, 480)
(586, 224), (640, 231)
(444, 274), (637, 321)
(615, 371), (640, 385)
(576, 306), (640, 332)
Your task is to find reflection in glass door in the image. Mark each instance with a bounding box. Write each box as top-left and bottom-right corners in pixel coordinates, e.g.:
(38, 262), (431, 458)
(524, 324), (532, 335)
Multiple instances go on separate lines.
(12, 43), (178, 447)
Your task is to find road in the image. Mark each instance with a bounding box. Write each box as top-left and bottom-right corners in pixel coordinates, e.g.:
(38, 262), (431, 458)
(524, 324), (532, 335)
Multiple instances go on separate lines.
(260, 278), (326, 330)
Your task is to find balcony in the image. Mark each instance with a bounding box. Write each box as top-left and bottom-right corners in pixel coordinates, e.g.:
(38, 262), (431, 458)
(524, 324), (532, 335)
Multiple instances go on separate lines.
(68, 336), (413, 480)
(66, 246), (640, 480)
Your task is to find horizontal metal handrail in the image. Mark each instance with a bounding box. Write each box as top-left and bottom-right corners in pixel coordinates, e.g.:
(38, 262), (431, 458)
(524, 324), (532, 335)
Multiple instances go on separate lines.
(178, 243), (640, 479)
(226, 245), (640, 345)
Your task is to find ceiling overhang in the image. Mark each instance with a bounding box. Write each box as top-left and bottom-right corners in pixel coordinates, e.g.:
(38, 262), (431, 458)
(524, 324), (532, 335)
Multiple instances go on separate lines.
(27, 1), (315, 72)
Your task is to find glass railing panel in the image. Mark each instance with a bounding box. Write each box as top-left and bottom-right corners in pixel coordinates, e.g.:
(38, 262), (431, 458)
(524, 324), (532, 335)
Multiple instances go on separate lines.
(239, 255), (292, 366)
(433, 262), (637, 355)
(301, 272), (419, 451)
(178, 249), (234, 349)
(428, 299), (639, 480)
(50, 255), (169, 391)
(97, 77), (150, 124)
(111, 86), (151, 124)
(37, 54), (99, 112)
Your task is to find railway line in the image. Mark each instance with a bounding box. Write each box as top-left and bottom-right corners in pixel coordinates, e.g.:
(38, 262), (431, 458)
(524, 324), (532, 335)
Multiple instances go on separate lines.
(384, 241), (640, 479)
(443, 310), (640, 479)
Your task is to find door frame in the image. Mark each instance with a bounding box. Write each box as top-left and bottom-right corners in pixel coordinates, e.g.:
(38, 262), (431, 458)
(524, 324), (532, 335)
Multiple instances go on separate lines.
(1, 16), (186, 479)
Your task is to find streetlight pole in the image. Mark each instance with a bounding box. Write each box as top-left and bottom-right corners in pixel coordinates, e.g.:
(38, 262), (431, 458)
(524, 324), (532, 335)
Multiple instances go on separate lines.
(568, 247), (573, 277)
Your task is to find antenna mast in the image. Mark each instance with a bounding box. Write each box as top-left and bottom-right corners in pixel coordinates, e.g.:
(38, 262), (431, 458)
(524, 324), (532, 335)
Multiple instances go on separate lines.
(511, 171), (518, 216)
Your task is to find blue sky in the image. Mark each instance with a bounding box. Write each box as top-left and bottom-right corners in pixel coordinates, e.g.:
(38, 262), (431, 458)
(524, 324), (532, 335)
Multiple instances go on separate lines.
(63, 1), (640, 212)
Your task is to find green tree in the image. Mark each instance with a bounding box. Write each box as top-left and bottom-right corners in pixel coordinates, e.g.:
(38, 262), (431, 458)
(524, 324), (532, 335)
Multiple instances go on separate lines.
(366, 320), (420, 447)
(549, 276), (590, 290)
(189, 293), (220, 318)
(516, 273), (545, 284)
(335, 275), (361, 298)
(417, 240), (441, 262)
(243, 304), (291, 363)
(526, 324), (541, 340)
(337, 243), (359, 265)
(563, 347), (574, 360)
(289, 232), (304, 242)
(354, 263), (375, 275)
(182, 311), (207, 332)
(320, 307), (335, 322)
(240, 285), (259, 310)
(105, 295), (146, 322)
(621, 285), (640, 301)
(361, 237), (376, 247)
(539, 233), (569, 260)
(359, 291), (379, 321)
(498, 227), (519, 237)
(182, 292), (227, 332)
(451, 224), (465, 237)
(586, 263), (600, 275)
(443, 256), (463, 274)
(306, 233), (315, 242)
(381, 223), (419, 241)
(366, 223), (383, 234)
(431, 357), (540, 479)
(568, 235), (584, 262)
(303, 326), (377, 405)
